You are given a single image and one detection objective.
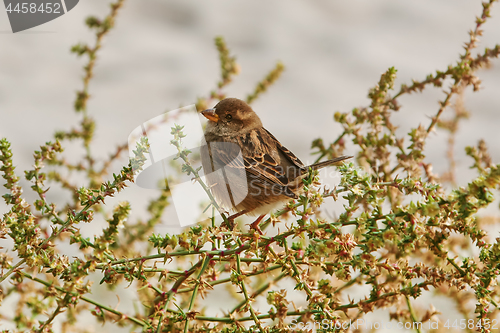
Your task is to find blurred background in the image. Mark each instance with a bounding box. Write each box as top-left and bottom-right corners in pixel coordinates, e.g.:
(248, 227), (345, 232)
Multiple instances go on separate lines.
(1, 1), (500, 332)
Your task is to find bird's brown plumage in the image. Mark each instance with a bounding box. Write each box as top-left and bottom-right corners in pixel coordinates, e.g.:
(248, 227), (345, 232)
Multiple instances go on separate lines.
(201, 98), (351, 216)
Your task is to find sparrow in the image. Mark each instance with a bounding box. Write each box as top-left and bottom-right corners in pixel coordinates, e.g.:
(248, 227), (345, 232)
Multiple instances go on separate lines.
(200, 98), (351, 231)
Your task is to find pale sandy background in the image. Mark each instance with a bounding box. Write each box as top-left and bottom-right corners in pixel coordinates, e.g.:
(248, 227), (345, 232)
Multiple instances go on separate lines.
(1, 1), (500, 332)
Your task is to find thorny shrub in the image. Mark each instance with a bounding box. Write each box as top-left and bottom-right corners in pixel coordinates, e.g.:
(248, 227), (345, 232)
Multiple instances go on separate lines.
(1, 1), (500, 332)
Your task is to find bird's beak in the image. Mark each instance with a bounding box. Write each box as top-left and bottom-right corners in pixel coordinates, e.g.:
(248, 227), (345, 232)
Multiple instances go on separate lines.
(201, 108), (219, 123)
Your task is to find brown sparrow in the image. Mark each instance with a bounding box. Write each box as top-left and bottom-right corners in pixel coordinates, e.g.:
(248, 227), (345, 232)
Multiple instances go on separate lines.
(200, 98), (351, 231)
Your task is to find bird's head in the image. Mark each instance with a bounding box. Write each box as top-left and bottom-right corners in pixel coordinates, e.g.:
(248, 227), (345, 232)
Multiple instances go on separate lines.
(201, 98), (262, 135)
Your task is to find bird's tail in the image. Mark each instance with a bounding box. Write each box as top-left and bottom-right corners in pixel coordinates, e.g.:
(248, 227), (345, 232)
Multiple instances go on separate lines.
(307, 155), (353, 171)
(287, 155), (353, 189)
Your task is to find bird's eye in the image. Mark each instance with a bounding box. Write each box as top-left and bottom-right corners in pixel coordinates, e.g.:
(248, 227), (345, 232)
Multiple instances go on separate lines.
(225, 114), (232, 120)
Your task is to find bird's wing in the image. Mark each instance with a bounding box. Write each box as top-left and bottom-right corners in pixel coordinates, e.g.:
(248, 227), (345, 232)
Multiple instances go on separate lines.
(262, 128), (306, 169)
(202, 130), (300, 199)
(243, 128), (308, 198)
